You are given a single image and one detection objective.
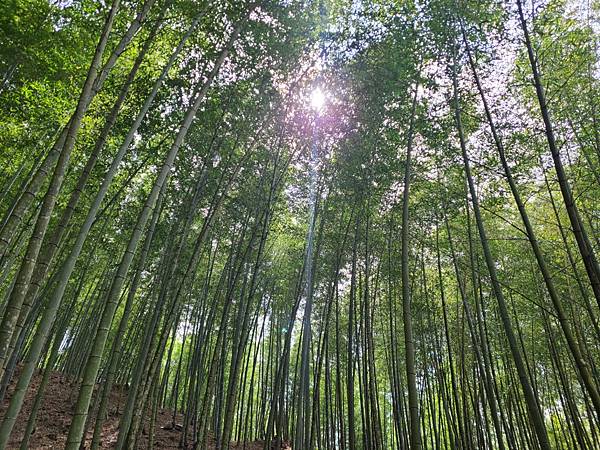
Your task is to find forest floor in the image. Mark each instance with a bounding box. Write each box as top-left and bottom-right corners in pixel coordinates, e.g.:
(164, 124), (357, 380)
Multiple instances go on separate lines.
(1, 368), (275, 449)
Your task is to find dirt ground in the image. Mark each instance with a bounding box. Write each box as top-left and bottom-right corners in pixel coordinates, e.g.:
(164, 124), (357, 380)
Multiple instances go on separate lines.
(0, 369), (285, 449)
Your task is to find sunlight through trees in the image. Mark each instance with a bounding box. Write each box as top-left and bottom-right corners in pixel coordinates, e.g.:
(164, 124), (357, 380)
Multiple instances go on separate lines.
(0, 0), (599, 449)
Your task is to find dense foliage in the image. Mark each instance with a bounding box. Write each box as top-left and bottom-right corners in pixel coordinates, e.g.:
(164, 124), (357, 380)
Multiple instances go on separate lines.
(1, 0), (599, 449)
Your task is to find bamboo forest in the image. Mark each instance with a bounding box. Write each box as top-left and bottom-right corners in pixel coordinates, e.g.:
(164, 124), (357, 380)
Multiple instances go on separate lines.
(1, 0), (600, 448)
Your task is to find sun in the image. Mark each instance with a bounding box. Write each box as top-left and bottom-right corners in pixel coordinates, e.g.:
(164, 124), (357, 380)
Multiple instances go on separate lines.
(310, 86), (325, 112)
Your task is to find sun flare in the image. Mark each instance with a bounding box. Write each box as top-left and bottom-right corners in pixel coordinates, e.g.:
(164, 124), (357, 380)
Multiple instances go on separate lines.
(310, 86), (325, 112)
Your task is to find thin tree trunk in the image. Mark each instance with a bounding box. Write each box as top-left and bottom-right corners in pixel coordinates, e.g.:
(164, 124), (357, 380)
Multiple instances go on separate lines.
(451, 53), (551, 450)
(400, 83), (421, 450)
(515, 0), (600, 307)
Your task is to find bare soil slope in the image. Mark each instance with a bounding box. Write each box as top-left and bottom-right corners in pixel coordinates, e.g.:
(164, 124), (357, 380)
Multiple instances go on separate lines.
(1, 369), (277, 449)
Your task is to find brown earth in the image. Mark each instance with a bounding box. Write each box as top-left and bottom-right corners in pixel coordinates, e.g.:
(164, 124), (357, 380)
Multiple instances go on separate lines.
(0, 369), (288, 449)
